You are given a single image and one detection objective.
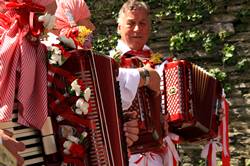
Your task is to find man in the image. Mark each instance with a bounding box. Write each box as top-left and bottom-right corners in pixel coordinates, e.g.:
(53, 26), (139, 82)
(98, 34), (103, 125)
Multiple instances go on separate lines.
(112, 0), (165, 165)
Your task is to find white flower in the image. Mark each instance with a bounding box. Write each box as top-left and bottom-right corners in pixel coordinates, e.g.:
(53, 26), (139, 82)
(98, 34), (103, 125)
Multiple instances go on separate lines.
(84, 87), (91, 101)
(71, 79), (82, 96)
(81, 131), (88, 138)
(41, 32), (60, 47)
(49, 46), (63, 65)
(56, 115), (64, 122)
(63, 141), (72, 149)
(75, 98), (89, 115)
(67, 135), (80, 144)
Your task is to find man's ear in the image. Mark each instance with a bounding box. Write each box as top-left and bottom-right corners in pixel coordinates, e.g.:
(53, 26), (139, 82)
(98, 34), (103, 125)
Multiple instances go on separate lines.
(117, 24), (121, 35)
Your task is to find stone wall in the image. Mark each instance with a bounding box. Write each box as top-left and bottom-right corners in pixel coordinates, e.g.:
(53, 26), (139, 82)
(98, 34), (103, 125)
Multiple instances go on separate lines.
(89, 0), (250, 165)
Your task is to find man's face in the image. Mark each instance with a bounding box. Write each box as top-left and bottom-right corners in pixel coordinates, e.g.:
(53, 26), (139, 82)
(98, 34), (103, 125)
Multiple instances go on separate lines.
(118, 8), (151, 50)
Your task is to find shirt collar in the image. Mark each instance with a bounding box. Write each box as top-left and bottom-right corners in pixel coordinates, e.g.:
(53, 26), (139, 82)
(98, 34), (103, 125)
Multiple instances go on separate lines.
(116, 40), (151, 55)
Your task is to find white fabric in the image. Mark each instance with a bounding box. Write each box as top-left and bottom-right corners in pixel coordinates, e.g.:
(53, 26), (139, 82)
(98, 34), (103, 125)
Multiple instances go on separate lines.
(116, 40), (151, 55)
(129, 153), (164, 166)
(163, 133), (181, 166)
(117, 68), (140, 110)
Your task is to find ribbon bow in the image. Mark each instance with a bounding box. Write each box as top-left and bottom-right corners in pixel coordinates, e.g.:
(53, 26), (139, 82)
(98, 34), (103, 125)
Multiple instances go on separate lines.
(133, 152), (157, 166)
(201, 138), (222, 166)
(5, 0), (45, 38)
(163, 132), (181, 166)
(5, 0), (45, 13)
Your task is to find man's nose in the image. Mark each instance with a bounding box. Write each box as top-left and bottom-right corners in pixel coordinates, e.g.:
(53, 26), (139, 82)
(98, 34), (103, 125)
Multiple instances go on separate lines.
(133, 24), (140, 31)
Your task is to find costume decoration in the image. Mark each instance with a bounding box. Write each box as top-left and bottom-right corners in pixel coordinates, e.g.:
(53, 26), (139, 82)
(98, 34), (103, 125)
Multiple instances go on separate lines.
(162, 133), (181, 166)
(0, 0), (50, 129)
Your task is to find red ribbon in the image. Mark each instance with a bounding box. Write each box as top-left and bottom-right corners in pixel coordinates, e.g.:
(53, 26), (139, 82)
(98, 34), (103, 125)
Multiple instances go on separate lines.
(5, 0), (45, 13)
(0, 13), (11, 29)
(48, 64), (87, 91)
(4, 0), (45, 37)
(220, 98), (230, 166)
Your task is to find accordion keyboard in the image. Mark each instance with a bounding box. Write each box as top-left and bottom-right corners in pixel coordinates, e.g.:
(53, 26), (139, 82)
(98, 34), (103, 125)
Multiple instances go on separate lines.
(0, 112), (45, 166)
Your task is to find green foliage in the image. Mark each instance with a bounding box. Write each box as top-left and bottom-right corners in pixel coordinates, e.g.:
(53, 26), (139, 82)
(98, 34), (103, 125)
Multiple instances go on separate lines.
(93, 34), (119, 55)
(222, 44), (235, 64)
(236, 58), (250, 72)
(208, 68), (232, 93)
(88, 0), (246, 95)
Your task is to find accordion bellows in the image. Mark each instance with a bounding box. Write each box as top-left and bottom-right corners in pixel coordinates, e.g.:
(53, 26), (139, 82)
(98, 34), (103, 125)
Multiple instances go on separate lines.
(162, 60), (222, 142)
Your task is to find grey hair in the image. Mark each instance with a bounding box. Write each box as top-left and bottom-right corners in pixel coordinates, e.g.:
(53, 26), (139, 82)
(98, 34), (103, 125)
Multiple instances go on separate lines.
(117, 0), (150, 24)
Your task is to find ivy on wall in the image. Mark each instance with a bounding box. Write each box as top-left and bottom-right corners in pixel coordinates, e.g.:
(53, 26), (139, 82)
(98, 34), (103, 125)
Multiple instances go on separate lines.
(86, 0), (249, 94)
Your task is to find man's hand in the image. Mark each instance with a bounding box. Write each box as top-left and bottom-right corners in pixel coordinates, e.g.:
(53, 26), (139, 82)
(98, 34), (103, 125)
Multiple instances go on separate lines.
(0, 129), (25, 166)
(123, 111), (139, 147)
(138, 64), (161, 96)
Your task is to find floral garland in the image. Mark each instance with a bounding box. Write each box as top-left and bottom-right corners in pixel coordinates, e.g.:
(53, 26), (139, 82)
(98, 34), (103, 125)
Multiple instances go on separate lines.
(45, 26), (94, 165)
(109, 48), (166, 67)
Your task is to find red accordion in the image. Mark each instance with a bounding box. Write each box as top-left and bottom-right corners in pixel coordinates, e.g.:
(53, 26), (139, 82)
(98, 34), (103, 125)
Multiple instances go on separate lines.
(120, 54), (163, 154)
(162, 60), (222, 142)
(47, 50), (128, 165)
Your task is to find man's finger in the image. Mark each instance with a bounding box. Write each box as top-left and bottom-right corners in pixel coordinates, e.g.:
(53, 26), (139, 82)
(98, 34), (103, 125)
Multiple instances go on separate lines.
(124, 119), (138, 127)
(125, 132), (139, 143)
(3, 130), (13, 137)
(15, 154), (24, 166)
(124, 126), (139, 135)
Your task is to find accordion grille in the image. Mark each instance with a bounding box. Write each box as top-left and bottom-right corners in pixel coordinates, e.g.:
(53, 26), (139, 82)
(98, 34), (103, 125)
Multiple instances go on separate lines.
(75, 70), (110, 166)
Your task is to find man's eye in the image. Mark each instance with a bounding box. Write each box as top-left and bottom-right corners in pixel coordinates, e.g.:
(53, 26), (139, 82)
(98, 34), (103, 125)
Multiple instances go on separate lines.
(127, 22), (134, 27)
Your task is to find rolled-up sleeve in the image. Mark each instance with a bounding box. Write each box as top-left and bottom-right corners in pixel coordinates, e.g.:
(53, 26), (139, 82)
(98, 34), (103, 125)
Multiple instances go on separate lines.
(117, 68), (140, 110)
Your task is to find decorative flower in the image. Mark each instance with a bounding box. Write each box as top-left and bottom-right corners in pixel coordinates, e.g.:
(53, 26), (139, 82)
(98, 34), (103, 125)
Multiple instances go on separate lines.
(67, 135), (80, 144)
(70, 79), (82, 96)
(63, 141), (73, 155)
(81, 131), (88, 139)
(75, 26), (92, 46)
(84, 87), (91, 101)
(56, 115), (64, 122)
(48, 46), (63, 65)
(149, 52), (164, 65)
(109, 49), (122, 64)
(41, 32), (60, 47)
(75, 98), (89, 115)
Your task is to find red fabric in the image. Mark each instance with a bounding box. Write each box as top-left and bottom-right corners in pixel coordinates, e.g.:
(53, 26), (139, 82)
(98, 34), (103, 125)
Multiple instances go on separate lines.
(0, 6), (47, 129)
(220, 99), (230, 166)
(69, 143), (85, 158)
(207, 143), (213, 166)
(63, 156), (85, 166)
(121, 50), (151, 68)
(126, 50), (151, 58)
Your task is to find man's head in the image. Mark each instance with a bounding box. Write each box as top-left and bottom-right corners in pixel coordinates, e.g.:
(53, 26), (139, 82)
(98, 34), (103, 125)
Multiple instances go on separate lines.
(117, 0), (151, 50)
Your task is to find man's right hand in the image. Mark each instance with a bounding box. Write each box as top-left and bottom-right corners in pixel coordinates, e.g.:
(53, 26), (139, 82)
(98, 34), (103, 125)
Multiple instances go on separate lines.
(138, 64), (161, 96)
(0, 129), (25, 166)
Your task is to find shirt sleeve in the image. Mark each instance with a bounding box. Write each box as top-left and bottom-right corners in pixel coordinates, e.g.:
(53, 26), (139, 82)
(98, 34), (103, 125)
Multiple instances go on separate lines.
(117, 68), (140, 110)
